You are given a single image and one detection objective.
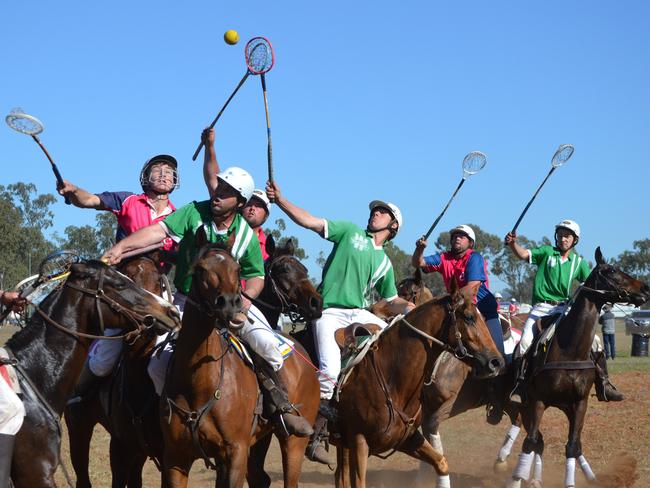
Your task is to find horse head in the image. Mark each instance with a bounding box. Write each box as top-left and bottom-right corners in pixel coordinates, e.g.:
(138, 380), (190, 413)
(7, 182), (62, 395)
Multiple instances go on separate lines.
(265, 235), (323, 321)
(66, 260), (181, 335)
(190, 230), (244, 327)
(118, 251), (165, 296)
(446, 279), (504, 379)
(584, 247), (650, 307)
(397, 268), (434, 306)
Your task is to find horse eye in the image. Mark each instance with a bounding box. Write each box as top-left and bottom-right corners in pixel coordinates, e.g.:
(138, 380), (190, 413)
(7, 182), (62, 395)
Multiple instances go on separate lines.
(464, 314), (475, 324)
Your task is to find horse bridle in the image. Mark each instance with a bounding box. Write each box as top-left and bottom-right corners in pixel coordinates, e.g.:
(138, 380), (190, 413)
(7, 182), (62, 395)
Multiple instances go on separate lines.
(34, 265), (168, 344)
(580, 265), (632, 304)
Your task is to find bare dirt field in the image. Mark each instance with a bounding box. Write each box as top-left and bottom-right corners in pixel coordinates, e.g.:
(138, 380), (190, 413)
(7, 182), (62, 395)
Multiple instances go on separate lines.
(3, 324), (649, 487)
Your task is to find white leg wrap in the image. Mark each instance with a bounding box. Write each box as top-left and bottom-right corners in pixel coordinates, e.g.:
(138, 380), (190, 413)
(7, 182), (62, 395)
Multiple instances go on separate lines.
(565, 457), (576, 487)
(437, 474), (451, 488)
(533, 453), (543, 482)
(513, 451), (534, 480)
(429, 433), (444, 455)
(504, 477), (522, 488)
(578, 454), (596, 481)
(498, 424), (521, 462)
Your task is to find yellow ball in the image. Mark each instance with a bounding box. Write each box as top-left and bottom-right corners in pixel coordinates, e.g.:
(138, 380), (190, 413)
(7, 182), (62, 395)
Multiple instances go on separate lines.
(224, 30), (240, 45)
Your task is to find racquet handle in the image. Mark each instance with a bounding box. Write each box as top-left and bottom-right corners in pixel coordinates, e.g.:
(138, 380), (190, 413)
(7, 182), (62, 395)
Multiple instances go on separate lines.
(423, 178), (466, 240)
(260, 74), (274, 186)
(508, 167), (556, 239)
(192, 71), (251, 161)
(32, 135), (70, 205)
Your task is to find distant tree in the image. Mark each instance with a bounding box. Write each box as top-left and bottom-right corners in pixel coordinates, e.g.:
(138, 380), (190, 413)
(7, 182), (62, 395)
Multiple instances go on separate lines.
(614, 238), (650, 286)
(57, 225), (101, 259)
(95, 212), (117, 252)
(264, 218), (307, 260)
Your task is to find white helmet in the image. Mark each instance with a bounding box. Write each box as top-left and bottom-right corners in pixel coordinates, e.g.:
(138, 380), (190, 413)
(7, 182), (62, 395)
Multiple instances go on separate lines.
(449, 224), (476, 245)
(495, 292), (503, 299)
(369, 200), (403, 229)
(217, 167), (254, 202)
(511, 297), (517, 302)
(555, 219), (581, 239)
(249, 188), (270, 214)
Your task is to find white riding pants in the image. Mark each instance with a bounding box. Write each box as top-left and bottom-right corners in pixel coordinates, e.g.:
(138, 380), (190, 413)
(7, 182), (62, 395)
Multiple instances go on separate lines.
(0, 376), (24, 435)
(313, 307), (388, 400)
(147, 293), (285, 395)
(87, 328), (124, 377)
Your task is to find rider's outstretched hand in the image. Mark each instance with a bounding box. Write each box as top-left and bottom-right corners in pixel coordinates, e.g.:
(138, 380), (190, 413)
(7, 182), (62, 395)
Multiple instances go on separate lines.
(201, 127), (215, 147)
(0, 291), (26, 312)
(504, 231), (517, 246)
(415, 237), (428, 250)
(266, 180), (281, 204)
(102, 247), (123, 266)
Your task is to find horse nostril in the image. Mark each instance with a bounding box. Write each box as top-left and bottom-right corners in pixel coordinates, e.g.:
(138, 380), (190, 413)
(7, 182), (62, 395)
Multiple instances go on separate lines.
(489, 357), (503, 373)
(216, 296), (226, 308)
(310, 296), (321, 311)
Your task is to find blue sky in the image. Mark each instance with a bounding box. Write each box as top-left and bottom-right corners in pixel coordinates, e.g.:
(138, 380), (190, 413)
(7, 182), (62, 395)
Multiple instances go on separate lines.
(2, 1), (649, 291)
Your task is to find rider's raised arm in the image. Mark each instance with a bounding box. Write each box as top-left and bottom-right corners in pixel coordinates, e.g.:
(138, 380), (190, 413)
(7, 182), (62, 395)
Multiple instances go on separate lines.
(266, 181), (325, 236)
(103, 223), (169, 263)
(411, 237), (428, 268)
(57, 180), (104, 209)
(504, 231), (530, 261)
(201, 128), (220, 197)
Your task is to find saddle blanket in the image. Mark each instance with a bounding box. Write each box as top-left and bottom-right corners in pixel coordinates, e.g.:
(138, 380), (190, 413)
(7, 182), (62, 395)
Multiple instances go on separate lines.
(0, 348), (21, 395)
(226, 331), (295, 368)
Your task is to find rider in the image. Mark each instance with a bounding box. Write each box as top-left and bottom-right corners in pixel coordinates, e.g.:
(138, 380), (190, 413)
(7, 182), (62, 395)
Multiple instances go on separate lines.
(102, 167), (314, 438)
(505, 219), (623, 402)
(508, 297), (519, 316)
(495, 292), (503, 310)
(57, 155), (179, 400)
(266, 181), (415, 464)
(0, 290), (27, 486)
(412, 224), (506, 424)
(201, 128), (271, 260)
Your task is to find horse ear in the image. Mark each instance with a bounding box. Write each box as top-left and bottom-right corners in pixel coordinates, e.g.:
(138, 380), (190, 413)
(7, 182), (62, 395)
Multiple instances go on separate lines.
(595, 246), (605, 265)
(285, 238), (296, 256)
(196, 225), (209, 250)
(413, 267), (423, 286)
(266, 234), (276, 258)
(449, 277), (464, 309)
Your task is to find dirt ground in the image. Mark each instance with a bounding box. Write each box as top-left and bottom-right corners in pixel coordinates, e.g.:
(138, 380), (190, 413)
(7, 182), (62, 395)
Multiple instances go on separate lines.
(3, 325), (649, 487)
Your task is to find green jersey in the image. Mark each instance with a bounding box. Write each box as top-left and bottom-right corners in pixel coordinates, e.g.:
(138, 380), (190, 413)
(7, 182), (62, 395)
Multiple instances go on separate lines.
(161, 200), (264, 294)
(319, 220), (398, 309)
(530, 245), (591, 304)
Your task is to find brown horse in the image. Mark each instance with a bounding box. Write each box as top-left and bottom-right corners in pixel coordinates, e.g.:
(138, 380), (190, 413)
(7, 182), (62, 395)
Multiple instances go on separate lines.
(332, 280), (504, 488)
(505, 248), (649, 488)
(244, 237), (323, 487)
(5, 261), (180, 488)
(371, 268), (434, 320)
(65, 251), (172, 488)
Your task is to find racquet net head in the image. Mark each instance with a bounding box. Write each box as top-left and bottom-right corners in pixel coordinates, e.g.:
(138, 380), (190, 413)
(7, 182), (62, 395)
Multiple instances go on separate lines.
(5, 108), (44, 135)
(245, 37), (274, 75)
(38, 250), (80, 281)
(551, 144), (574, 168)
(462, 151), (487, 177)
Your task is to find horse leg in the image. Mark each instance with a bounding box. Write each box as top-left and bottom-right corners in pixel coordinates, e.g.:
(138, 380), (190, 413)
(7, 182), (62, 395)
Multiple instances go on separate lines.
(494, 421), (522, 471)
(349, 434), (369, 488)
(335, 446), (350, 488)
(506, 400), (545, 488)
(64, 403), (98, 488)
(398, 430), (448, 477)
(222, 444), (250, 488)
(125, 453), (147, 488)
(161, 450), (192, 488)
(247, 435), (272, 488)
(564, 398), (594, 487)
(279, 435), (310, 488)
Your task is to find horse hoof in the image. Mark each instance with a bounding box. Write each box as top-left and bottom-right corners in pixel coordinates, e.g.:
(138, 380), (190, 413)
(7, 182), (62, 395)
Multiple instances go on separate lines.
(527, 480), (542, 488)
(494, 458), (509, 473)
(504, 477), (522, 488)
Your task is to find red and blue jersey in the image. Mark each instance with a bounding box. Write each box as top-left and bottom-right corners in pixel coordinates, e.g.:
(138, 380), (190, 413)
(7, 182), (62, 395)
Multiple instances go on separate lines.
(422, 249), (497, 317)
(96, 191), (176, 250)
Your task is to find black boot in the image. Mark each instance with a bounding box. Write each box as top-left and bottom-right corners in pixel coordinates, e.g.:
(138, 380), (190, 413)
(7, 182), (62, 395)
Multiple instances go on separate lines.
(67, 362), (104, 405)
(257, 364), (314, 437)
(306, 400), (335, 468)
(509, 356), (527, 404)
(593, 350), (624, 402)
(0, 433), (15, 488)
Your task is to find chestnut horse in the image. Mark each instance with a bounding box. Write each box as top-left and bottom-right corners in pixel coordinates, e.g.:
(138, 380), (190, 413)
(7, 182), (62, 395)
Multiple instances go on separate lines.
(333, 281), (504, 488)
(65, 251), (173, 488)
(246, 237), (323, 488)
(505, 248), (649, 488)
(5, 261), (180, 488)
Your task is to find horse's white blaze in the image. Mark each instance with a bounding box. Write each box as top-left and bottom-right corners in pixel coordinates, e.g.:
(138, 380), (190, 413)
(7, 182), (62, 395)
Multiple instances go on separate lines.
(565, 457), (576, 488)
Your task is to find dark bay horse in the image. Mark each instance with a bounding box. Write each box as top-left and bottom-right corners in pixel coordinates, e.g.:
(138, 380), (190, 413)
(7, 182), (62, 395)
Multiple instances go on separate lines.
(505, 248), (649, 488)
(246, 237), (323, 488)
(5, 260), (180, 488)
(333, 281), (504, 488)
(65, 251), (172, 488)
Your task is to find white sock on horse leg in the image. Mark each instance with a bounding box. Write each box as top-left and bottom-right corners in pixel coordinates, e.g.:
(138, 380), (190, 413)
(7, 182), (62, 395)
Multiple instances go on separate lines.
(513, 451), (534, 480)
(498, 424), (521, 461)
(578, 454), (596, 481)
(533, 453), (543, 482)
(565, 457), (576, 487)
(436, 474), (451, 488)
(428, 433), (443, 454)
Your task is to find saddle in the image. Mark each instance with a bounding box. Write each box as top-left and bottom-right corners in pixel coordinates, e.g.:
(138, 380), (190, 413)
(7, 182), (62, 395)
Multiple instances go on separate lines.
(0, 348), (21, 395)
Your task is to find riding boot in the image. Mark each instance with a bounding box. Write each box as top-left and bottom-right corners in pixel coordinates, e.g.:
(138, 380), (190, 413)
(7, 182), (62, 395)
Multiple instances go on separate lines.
(256, 363), (314, 437)
(306, 399), (336, 468)
(67, 362), (104, 405)
(509, 356), (528, 404)
(593, 350), (624, 402)
(0, 434), (15, 488)
(486, 378), (505, 425)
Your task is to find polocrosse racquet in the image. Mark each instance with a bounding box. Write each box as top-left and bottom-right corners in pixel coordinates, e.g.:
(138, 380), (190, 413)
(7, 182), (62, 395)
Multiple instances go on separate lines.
(5, 108), (71, 204)
(509, 144), (574, 235)
(192, 37), (275, 161)
(423, 151), (488, 239)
